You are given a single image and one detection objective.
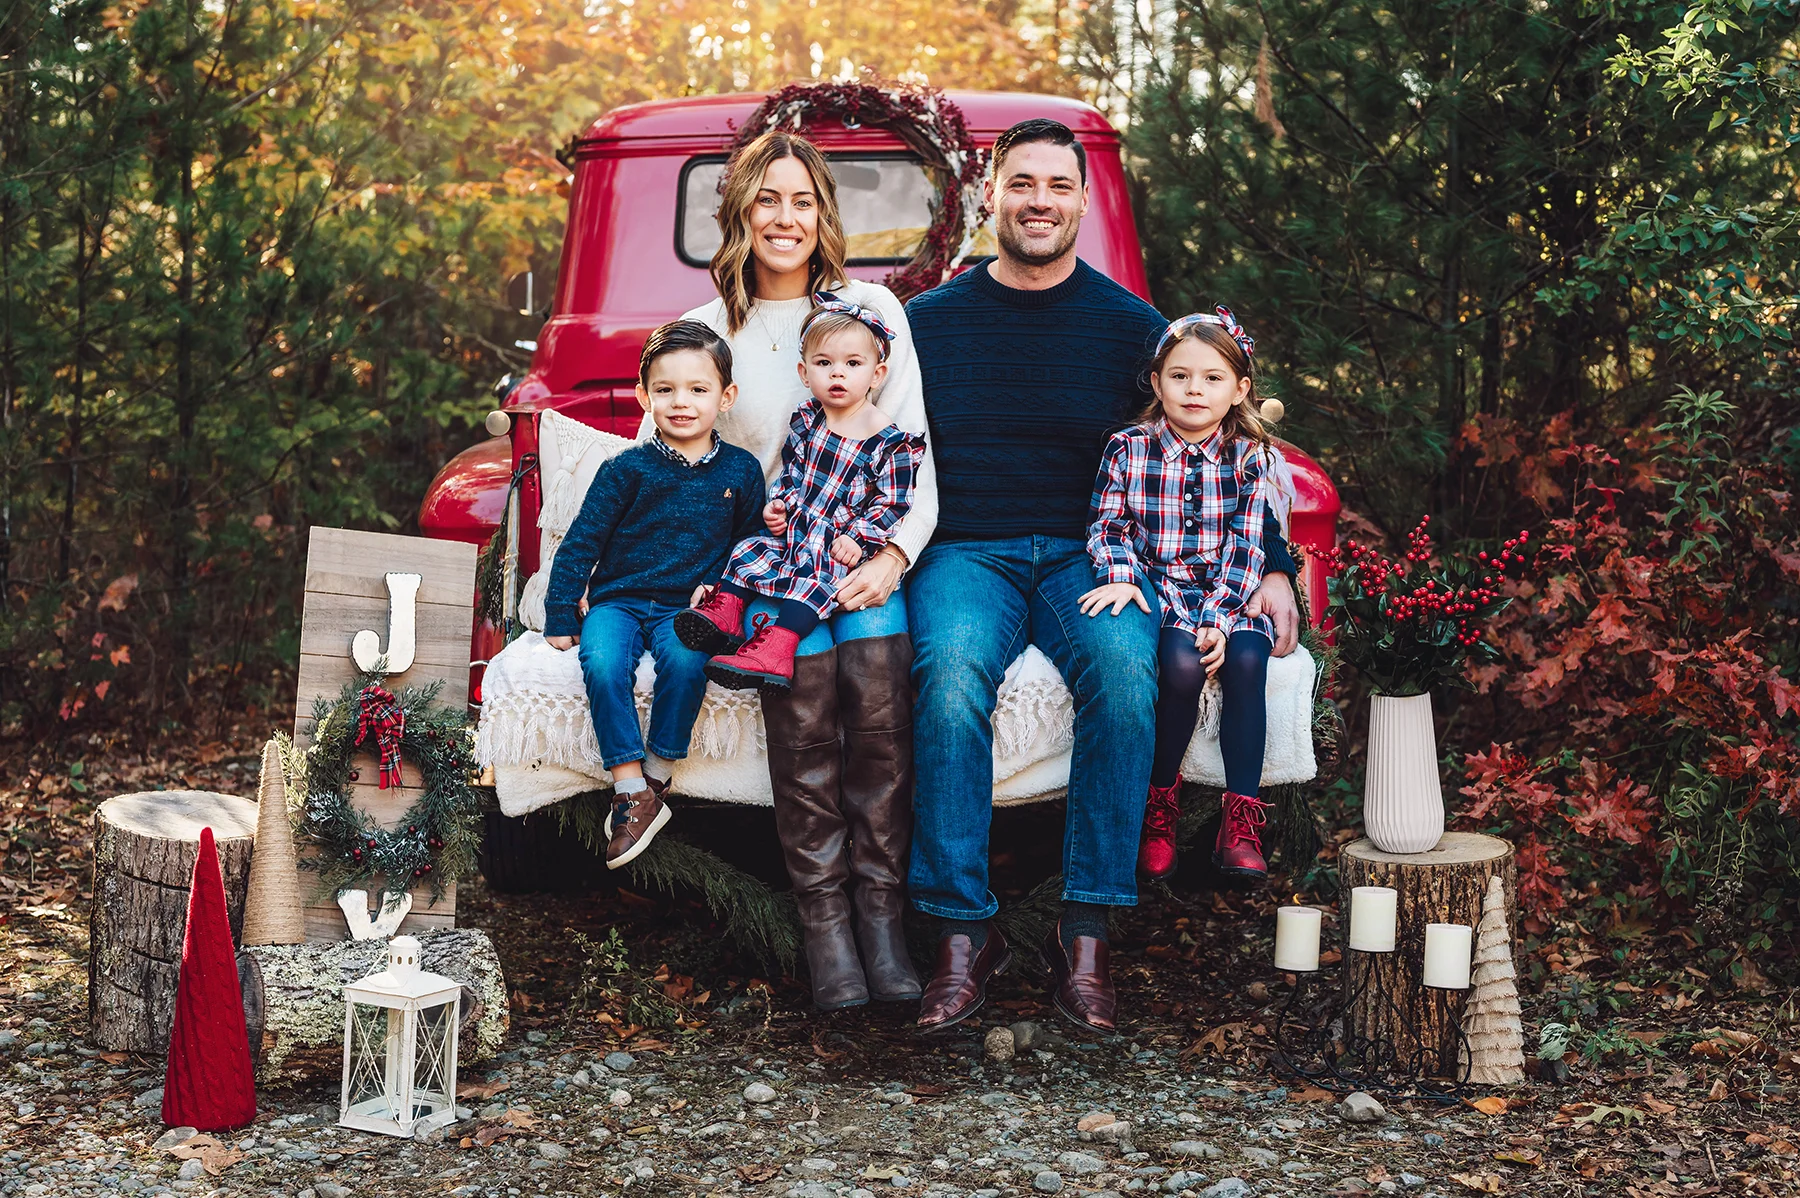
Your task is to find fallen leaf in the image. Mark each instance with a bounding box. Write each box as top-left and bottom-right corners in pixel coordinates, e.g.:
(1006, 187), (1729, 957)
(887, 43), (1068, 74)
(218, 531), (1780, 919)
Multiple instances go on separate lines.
(1573, 1152), (1600, 1178)
(906, 1083), (950, 1097)
(457, 1079), (510, 1100)
(1186, 1022), (1248, 1057)
(473, 1124), (515, 1147)
(1707, 1079), (1729, 1101)
(1641, 1094), (1677, 1115)
(501, 1109), (539, 1130)
(1770, 1140), (1797, 1157)
(97, 1052), (129, 1065)
(1573, 1104), (1644, 1127)
(860, 1166), (905, 1181)
(1494, 1148), (1541, 1167)
(167, 1136), (244, 1176)
(737, 1163), (781, 1184)
(1468, 1096), (1510, 1116)
(1288, 1085), (1336, 1102)
(1450, 1172), (1504, 1193)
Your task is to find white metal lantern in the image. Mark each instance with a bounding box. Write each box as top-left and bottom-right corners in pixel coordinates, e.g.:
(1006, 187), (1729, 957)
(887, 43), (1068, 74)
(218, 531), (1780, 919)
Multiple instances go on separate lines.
(339, 935), (461, 1138)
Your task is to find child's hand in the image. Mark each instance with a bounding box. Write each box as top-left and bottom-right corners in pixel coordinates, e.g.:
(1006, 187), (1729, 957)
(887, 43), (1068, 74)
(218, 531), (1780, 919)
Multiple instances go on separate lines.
(1078, 582), (1151, 617)
(830, 535), (865, 567)
(546, 635), (577, 651)
(763, 500), (788, 535)
(690, 584), (710, 608)
(577, 596), (590, 617)
(1195, 627), (1226, 674)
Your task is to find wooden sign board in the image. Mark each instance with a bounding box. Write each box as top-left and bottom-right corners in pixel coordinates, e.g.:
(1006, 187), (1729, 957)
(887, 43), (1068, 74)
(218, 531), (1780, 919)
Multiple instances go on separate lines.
(293, 527), (477, 943)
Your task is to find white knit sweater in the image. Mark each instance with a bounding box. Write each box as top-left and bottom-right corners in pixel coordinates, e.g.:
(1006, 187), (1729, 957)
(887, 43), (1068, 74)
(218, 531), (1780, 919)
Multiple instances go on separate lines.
(634, 280), (939, 566)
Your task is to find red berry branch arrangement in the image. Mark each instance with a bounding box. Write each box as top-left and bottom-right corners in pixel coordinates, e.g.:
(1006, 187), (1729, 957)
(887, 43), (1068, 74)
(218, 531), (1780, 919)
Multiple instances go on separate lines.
(1321, 516), (1530, 696)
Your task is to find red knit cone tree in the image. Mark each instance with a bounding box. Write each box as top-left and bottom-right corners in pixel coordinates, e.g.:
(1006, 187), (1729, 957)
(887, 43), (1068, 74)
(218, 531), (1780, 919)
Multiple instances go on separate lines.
(161, 826), (257, 1130)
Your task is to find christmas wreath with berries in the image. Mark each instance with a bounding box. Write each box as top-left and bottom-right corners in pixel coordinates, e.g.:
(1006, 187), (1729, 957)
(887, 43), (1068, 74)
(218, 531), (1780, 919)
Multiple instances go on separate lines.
(296, 678), (483, 901)
(731, 77), (991, 300)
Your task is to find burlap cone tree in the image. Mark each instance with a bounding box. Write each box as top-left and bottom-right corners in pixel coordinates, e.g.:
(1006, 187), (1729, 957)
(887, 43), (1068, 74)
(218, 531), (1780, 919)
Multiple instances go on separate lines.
(241, 738), (305, 945)
(1460, 873), (1526, 1084)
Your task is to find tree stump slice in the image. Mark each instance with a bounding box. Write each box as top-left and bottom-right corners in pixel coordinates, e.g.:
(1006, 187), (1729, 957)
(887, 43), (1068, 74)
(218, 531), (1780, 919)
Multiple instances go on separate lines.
(1339, 832), (1516, 1078)
(238, 928), (506, 1081)
(88, 791), (259, 1053)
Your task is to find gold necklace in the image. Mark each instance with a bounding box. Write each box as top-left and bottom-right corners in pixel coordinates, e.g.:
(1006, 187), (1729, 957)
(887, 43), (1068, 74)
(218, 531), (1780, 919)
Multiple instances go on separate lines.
(750, 305), (782, 353)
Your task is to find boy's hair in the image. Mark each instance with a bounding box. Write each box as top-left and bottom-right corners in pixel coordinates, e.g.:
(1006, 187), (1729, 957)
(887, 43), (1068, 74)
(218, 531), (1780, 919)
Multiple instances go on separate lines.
(800, 307), (889, 361)
(638, 319), (733, 388)
(1137, 322), (1274, 445)
(993, 118), (1087, 185)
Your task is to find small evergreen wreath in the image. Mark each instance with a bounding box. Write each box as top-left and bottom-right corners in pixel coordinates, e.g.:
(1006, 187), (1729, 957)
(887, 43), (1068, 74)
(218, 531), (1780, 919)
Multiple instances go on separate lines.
(731, 78), (991, 300)
(296, 677), (482, 901)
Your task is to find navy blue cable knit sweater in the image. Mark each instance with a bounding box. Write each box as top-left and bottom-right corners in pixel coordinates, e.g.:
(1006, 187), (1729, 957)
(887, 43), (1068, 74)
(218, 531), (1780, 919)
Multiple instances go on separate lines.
(906, 258), (1296, 574)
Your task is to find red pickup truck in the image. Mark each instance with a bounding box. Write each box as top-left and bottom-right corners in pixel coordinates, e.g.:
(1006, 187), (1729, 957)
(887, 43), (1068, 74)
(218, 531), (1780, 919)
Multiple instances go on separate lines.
(418, 90), (1340, 701)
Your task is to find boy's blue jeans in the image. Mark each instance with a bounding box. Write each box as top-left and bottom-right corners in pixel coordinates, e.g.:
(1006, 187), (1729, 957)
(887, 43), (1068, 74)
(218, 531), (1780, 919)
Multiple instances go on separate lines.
(577, 598), (710, 769)
(905, 535), (1159, 919)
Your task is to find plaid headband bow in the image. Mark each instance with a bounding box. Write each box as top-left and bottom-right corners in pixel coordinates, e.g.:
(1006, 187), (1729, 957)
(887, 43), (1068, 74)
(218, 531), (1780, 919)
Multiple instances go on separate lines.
(1157, 305), (1255, 359)
(804, 292), (896, 360)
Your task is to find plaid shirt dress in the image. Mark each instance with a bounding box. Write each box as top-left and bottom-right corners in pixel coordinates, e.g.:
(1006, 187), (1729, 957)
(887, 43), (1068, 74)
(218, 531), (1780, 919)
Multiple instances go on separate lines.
(724, 399), (928, 618)
(1087, 419), (1277, 641)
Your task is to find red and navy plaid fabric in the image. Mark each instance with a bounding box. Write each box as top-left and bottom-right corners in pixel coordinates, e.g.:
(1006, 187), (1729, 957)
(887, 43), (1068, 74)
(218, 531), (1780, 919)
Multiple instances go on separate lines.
(354, 684), (407, 789)
(724, 399), (927, 618)
(1087, 419), (1276, 640)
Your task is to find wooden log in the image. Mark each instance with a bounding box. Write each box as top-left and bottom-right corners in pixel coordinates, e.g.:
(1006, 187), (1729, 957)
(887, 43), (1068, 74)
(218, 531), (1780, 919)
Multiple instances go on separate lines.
(238, 928), (507, 1082)
(1339, 832), (1516, 1079)
(88, 791), (259, 1053)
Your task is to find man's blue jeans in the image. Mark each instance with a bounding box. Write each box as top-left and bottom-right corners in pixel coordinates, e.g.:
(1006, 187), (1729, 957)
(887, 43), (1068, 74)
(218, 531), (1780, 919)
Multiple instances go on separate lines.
(577, 598), (711, 769)
(906, 536), (1159, 918)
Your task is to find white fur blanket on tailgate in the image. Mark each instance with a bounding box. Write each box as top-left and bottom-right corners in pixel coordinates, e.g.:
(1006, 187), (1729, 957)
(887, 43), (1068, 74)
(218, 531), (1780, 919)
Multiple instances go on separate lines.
(477, 632), (1317, 817)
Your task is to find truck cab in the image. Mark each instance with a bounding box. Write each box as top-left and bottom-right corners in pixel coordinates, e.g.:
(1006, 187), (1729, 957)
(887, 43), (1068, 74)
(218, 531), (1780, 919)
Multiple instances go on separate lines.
(418, 90), (1340, 700)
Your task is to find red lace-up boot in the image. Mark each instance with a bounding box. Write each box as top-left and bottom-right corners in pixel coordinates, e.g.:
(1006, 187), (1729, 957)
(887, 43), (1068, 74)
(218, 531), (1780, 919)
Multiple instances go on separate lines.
(1214, 790), (1271, 881)
(674, 586), (748, 655)
(705, 616), (801, 692)
(1138, 778), (1183, 879)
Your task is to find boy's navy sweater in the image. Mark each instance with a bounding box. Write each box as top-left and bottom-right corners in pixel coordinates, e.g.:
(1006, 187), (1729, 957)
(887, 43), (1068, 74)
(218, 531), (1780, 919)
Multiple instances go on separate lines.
(906, 258), (1296, 574)
(543, 440), (766, 638)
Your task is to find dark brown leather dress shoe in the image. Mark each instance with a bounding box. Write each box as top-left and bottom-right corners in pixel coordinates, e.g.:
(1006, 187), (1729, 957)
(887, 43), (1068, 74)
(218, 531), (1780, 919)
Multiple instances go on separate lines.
(1041, 921), (1117, 1032)
(916, 925), (1011, 1031)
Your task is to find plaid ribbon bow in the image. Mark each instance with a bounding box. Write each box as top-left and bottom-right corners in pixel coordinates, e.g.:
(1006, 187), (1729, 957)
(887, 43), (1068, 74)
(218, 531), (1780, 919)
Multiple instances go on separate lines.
(354, 683), (406, 789)
(1157, 305), (1256, 359)
(805, 291), (896, 358)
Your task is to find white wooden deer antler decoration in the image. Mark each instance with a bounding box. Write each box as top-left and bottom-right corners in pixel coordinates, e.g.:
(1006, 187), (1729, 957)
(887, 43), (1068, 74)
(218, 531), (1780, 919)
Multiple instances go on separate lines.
(336, 889), (414, 940)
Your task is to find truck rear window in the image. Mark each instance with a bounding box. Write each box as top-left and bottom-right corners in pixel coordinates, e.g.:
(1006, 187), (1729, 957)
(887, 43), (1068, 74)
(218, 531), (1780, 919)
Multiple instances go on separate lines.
(679, 155), (941, 266)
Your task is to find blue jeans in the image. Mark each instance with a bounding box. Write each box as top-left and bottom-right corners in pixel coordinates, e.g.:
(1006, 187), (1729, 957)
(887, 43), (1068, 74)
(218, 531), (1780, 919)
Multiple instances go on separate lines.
(744, 589), (909, 654)
(906, 536), (1159, 918)
(577, 598), (711, 769)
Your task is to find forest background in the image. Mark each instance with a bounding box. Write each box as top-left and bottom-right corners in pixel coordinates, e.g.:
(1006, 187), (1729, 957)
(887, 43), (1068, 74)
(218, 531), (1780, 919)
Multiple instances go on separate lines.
(3, 0), (1796, 959)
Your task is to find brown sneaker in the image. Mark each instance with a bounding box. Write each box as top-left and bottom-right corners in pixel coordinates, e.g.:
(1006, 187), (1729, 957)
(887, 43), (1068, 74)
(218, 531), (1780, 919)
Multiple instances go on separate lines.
(605, 777), (672, 870)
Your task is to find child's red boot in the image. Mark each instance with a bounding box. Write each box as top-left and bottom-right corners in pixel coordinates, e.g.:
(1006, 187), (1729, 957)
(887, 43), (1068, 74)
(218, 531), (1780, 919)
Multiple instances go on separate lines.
(675, 586), (748, 655)
(705, 618), (801, 692)
(1138, 778), (1182, 879)
(1213, 790), (1271, 881)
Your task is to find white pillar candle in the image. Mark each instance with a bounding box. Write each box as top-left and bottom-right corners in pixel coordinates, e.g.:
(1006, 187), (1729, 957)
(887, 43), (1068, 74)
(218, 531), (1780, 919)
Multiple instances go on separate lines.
(1422, 923), (1474, 989)
(1273, 906), (1322, 972)
(1347, 886), (1398, 952)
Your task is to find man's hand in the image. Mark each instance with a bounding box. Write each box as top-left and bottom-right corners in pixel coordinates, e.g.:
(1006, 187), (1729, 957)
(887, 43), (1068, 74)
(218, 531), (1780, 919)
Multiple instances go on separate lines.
(763, 499), (789, 535)
(1195, 627), (1226, 674)
(1078, 581), (1151, 618)
(835, 545), (905, 611)
(830, 534), (866, 568)
(546, 635), (577, 651)
(1247, 571), (1300, 657)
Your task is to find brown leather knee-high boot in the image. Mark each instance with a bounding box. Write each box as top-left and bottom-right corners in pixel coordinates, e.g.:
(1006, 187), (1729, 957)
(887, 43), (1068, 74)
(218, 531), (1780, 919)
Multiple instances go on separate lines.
(837, 633), (923, 1002)
(762, 646), (867, 1010)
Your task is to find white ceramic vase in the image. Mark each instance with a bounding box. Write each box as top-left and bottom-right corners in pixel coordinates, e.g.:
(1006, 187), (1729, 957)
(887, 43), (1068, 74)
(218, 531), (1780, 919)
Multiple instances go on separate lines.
(1364, 692), (1446, 854)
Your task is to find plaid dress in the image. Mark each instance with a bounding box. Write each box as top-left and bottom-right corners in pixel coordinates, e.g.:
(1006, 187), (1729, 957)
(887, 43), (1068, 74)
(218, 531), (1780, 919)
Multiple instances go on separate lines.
(725, 399), (928, 618)
(1087, 419), (1277, 641)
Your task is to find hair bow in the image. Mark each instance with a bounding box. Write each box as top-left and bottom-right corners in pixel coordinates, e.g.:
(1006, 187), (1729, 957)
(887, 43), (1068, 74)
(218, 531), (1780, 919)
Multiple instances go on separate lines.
(805, 291), (896, 359)
(1157, 305), (1255, 359)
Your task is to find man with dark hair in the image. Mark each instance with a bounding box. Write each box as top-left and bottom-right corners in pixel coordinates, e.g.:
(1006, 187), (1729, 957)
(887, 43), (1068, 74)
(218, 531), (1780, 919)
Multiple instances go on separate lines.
(903, 120), (1301, 1032)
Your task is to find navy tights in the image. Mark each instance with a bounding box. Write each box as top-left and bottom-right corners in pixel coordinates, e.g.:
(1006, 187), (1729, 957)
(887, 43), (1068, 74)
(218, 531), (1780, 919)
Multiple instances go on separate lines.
(1151, 628), (1271, 794)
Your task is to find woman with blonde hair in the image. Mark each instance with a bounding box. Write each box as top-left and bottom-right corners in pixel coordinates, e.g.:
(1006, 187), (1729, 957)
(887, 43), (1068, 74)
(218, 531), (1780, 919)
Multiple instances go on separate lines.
(642, 130), (938, 1011)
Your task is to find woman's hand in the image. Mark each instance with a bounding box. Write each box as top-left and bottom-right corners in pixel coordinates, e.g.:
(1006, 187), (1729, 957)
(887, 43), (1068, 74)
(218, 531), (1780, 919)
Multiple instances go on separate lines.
(546, 635), (577, 651)
(835, 545), (905, 611)
(1195, 626), (1226, 674)
(829, 535), (866, 568)
(1079, 582), (1151, 617)
(763, 499), (788, 535)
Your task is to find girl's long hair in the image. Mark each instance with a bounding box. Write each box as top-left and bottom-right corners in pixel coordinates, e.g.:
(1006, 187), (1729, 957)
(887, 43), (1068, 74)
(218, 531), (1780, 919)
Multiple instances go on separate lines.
(711, 132), (849, 335)
(1136, 322), (1275, 446)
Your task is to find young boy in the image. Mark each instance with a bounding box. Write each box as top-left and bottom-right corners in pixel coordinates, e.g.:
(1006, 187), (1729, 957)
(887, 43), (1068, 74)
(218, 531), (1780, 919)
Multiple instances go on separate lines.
(544, 320), (766, 868)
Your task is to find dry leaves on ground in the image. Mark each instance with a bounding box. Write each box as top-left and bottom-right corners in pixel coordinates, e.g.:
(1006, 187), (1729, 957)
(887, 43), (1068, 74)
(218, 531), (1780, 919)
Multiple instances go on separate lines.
(166, 1135), (244, 1176)
(1451, 1172), (1504, 1193)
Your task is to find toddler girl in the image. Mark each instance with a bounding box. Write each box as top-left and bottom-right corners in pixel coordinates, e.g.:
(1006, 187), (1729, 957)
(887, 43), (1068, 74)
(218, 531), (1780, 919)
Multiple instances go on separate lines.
(1082, 307), (1286, 884)
(678, 294), (927, 690)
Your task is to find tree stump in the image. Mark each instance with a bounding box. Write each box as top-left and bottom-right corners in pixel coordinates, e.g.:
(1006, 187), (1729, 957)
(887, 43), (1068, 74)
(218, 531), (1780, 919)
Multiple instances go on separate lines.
(89, 791), (259, 1053)
(1339, 832), (1515, 1079)
(238, 928), (507, 1081)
